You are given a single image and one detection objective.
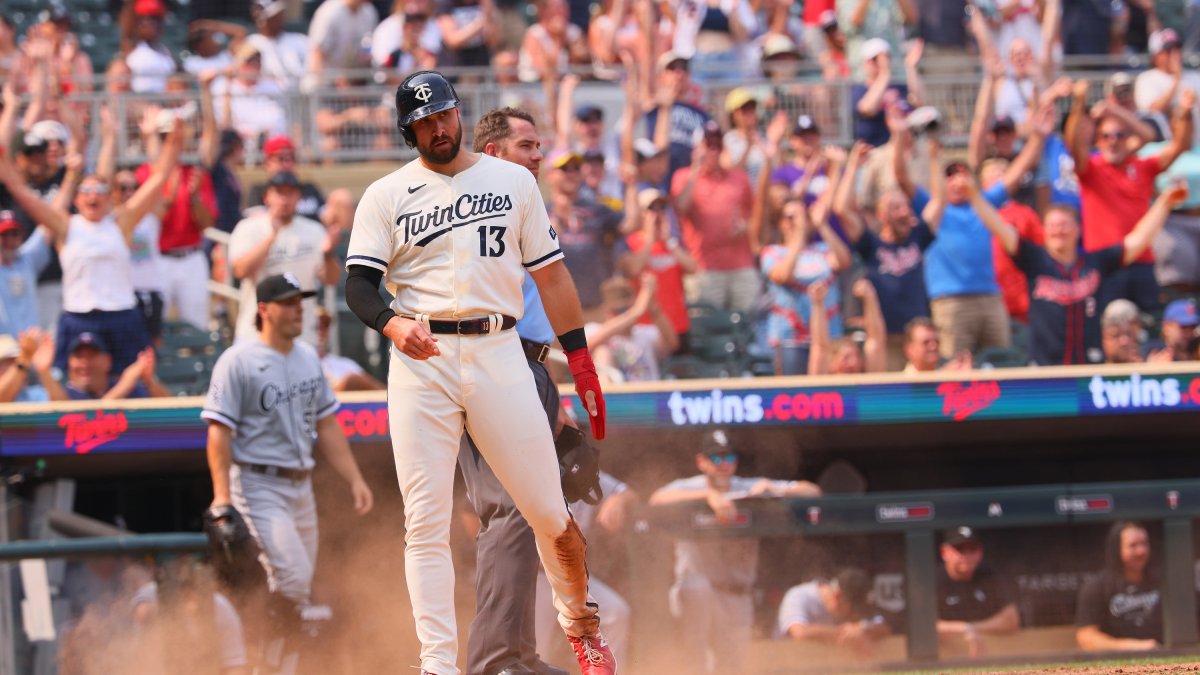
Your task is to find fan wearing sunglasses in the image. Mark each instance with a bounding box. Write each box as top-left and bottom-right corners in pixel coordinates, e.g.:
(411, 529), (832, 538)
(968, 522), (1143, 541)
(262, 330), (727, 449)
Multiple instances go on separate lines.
(0, 118), (183, 375)
(649, 429), (820, 674)
(1066, 79), (1194, 314)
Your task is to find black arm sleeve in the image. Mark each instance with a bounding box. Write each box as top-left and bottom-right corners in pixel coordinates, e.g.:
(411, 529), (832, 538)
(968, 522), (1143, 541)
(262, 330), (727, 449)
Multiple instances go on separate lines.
(345, 265), (396, 334)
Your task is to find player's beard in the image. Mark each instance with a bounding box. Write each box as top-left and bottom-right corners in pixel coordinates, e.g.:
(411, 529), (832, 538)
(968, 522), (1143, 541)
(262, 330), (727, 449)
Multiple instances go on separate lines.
(418, 126), (463, 165)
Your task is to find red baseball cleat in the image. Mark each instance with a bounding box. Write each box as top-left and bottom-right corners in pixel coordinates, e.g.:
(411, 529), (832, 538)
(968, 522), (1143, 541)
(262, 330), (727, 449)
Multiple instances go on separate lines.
(567, 632), (617, 675)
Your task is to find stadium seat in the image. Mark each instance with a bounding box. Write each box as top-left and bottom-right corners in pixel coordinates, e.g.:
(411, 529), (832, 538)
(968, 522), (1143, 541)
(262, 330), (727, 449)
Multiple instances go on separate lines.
(661, 355), (731, 380)
(974, 346), (1030, 369)
(155, 355), (210, 396)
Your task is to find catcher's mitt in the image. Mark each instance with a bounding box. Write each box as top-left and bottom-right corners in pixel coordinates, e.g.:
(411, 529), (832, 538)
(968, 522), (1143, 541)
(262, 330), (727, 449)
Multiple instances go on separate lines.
(555, 425), (603, 505)
(202, 504), (267, 591)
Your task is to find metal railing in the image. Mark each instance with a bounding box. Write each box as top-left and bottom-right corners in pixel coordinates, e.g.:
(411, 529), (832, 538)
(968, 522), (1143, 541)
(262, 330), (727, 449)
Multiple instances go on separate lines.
(15, 60), (1185, 166)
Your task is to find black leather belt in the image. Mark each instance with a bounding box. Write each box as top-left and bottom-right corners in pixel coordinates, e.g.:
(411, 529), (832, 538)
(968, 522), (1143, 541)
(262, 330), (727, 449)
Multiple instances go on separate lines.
(402, 314), (516, 335)
(521, 338), (551, 364)
(239, 463), (311, 481)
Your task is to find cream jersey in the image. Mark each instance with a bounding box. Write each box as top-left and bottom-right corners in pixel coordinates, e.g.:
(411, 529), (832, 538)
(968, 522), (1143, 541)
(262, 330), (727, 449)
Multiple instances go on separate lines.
(229, 213), (328, 346)
(346, 153), (563, 319)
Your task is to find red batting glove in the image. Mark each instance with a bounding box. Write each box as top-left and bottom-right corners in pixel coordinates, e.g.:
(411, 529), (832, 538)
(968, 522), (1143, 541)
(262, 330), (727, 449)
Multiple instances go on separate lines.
(567, 348), (606, 440)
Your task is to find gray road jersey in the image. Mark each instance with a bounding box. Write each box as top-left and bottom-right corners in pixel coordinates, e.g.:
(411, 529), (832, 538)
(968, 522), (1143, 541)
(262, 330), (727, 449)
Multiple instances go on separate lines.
(202, 339), (338, 470)
(654, 474), (792, 589)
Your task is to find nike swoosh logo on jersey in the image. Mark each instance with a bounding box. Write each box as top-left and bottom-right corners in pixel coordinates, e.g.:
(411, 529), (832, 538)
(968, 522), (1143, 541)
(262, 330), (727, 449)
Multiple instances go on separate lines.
(408, 184), (427, 194)
(258, 364), (270, 371)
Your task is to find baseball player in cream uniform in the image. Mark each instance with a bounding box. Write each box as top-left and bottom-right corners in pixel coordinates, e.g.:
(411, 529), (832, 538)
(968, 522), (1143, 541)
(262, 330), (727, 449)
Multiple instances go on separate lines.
(344, 71), (616, 675)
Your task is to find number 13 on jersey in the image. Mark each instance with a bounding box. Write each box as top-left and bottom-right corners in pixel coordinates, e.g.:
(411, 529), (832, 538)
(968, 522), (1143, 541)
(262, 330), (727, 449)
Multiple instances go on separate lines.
(478, 225), (506, 257)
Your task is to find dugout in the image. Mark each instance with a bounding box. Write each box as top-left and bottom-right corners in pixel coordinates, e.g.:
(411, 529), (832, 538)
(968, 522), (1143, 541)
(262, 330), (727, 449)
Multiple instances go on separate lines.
(2, 362), (1200, 670)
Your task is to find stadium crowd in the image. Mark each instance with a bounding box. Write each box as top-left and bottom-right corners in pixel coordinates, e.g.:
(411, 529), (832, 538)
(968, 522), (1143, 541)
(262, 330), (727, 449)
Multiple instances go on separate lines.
(1, 0), (1200, 671)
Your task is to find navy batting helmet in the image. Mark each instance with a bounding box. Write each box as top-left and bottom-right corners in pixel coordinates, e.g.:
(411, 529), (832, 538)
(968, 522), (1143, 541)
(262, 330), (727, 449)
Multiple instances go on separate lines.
(395, 70), (461, 148)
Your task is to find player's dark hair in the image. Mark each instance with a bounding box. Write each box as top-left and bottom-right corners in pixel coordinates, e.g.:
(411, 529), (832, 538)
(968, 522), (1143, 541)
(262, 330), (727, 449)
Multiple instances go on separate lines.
(473, 107), (536, 153)
(255, 310), (263, 332)
(1104, 520), (1154, 579)
(903, 317), (935, 345)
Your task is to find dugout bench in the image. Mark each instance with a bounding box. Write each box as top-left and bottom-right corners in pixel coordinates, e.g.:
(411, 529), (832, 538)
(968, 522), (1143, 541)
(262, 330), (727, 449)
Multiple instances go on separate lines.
(642, 478), (1200, 668)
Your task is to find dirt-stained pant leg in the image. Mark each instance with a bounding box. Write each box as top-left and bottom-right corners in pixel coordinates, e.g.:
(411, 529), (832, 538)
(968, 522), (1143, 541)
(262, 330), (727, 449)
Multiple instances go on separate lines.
(458, 356), (559, 675)
(461, 333), (599, 638)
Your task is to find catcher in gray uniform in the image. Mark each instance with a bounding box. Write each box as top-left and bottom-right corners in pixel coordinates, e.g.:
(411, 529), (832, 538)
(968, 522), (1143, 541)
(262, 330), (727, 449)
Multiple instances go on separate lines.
(202, 273), (374, 668)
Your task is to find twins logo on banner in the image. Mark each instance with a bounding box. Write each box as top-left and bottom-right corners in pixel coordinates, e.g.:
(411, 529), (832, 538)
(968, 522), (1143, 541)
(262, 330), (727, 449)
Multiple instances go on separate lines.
(58, 411), (129, 454)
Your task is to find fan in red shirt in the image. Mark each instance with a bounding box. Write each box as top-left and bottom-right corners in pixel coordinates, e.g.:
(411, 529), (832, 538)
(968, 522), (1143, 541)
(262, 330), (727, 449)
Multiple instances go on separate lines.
(618, 188), (696, 352)
(135, 110), (219, 330)
(1065, 80), (1194, 313)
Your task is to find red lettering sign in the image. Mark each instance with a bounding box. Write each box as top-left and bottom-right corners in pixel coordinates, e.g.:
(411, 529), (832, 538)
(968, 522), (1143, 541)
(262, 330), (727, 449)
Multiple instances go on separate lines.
(336, 407), (390, 440)
(937, 381), (1001, 421)
(58, 411), (129, 454)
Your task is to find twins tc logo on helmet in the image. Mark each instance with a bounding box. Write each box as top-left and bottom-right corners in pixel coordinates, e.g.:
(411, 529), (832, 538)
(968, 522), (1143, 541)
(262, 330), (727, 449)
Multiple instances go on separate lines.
(414, 83), (433, 103)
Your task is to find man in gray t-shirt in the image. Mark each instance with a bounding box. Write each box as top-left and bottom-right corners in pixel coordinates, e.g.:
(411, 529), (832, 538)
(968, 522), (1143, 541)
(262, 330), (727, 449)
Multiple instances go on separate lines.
(776, 568), (890, 654)
(649, 429), (821, 674)
(202, 274), (374, 668)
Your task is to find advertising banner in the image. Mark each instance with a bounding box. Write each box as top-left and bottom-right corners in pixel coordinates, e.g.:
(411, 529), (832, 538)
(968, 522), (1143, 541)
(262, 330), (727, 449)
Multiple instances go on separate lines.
(2, 368), (1199, 458)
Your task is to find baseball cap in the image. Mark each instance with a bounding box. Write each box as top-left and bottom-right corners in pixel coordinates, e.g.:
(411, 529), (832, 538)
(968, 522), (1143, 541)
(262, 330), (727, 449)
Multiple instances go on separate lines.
(633, 138), (664, 161)
(991, 115), (1016, 133)
(547, 148), (582, 170)
(30, 120), (69, 144)
(0, 210), (19, 235)
(264, 171), (302, 191)
(154, 108), (176, 134)
(942, 526), (980, 548)
(234, 42), (262, 65)
(861, 37), (891, 62)
(693, 120), (723, 147)
(254, 0), (287, 19)
(1164, 299), (1199, 327)
(637, 188), (667, 211)
(0, 334), (19, 361)
(1102, 298), (1140, 328)
(1106, 71), (1135, 96)
(725, 87), (758, 114)
(13, 129), (48, 155)
(1149, 28), (1181, 56)
(818, 9), (839, 31)
(700, 429), (736, 456)
(257, 273), (316, 304)
(575, 105), (603, 123)
(68, 332), (109, 355)
(263, 135), (297, 158)
(762, 34), (800, 60)
(133, 0), (167, 17)
(656, 51), (688, 73)
(792, 114), (819, 135)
